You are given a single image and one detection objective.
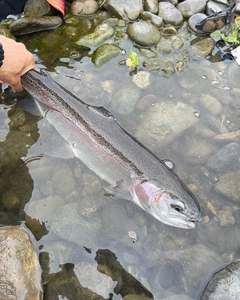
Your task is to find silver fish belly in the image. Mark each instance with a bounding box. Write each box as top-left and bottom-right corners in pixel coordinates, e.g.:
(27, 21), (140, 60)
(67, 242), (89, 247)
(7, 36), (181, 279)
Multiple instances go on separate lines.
(21, 70), (202, 229)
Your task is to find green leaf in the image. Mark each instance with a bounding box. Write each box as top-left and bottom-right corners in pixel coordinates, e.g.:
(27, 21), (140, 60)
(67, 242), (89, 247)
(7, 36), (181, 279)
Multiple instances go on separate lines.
(129, 49), (138, 67)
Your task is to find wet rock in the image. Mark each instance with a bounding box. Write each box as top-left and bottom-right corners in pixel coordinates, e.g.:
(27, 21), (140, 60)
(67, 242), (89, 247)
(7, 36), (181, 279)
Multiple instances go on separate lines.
(24, 195), (64, 224)
(140, 11), (163, 28)
(162, 295), (192, 300)
(103, 0), (143, 21)
(207, 142), (240, 173)
(170, 35), (184, 50)
(71, 0), (99, 16)
(143, 58), (175, 73)
(132, 71), (152, 89)
(177, 0), (207, 19)
(0, 226), (42, 299)
(158, 2), (183, 27)
(180, 136), (212, 165)
(82, 173), (102, 198)
(144, 0), (159, 14)
(214, 170), (240, 203)
(138, 47), (157, 58)
(1, 190), (21, 210)
(213, 130), (240, 143)
(74, 261), (116, 298)
(76, 23), (115, 47)
(50, 202), (102, 248)
(127, 21), (161, 47)
(42, 264), (106, 300)
(0, 146), (9, 173)
(8, 106), (26, 129)
(9, 16), (63, 35)
(216, 209), (235, 228)
(92, 43), (123, 66)
(199, 94), (222, 116)
(135, 101), (198, 150)
(52, 162), (76, 196)
(200, 260), (240, 300)
(24, 0), (52, 16)
(188, 13), (208, 35)
(179, 64), (217, 93)
(155, 43), (172, 54)
(162, 244), (223, 296)
(191, 38), (214, 57)
(111, 83), (141, 115)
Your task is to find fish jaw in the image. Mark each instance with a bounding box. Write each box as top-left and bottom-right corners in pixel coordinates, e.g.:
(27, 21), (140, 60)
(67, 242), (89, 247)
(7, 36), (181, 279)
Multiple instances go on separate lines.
(130, 181), (202, 229)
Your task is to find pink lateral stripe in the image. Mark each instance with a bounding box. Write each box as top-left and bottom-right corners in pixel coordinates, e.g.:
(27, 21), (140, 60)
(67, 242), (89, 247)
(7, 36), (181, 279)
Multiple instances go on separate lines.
(47, 0), (65, 16)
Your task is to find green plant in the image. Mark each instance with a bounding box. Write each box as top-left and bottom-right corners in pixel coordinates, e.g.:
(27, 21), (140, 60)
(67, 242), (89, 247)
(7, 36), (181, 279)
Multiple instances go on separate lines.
(126, 49), (139, 68)
(210, 17), (240, 44)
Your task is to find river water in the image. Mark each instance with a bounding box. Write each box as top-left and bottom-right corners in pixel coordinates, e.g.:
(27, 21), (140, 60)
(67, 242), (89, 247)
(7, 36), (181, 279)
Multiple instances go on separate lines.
(1, 14), (240, 300)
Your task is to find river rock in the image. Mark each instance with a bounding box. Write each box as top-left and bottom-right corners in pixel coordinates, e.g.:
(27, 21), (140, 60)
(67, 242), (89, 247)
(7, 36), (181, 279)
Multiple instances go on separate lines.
(135, 101), (198, 150)
(76, 23), (115, 47)
(9, 16), (63, 35)
(141, 12), (163, 28)
(127, 21), (161, 46)
(0, 226), (42, 299)
(199, 94), (222, 116)
(143, 58), (175, 73)
(132, 71), (152, 89)
(74, 261), (116, 298)
(162, 244), (223, 296)
(92, 44), (123, 66)
(103, 0), (143, 21)
(24, 195), (64, 224)
(52, 162), (76, 196)
(111, 83), (141, 115)
(191, 38), (214, 57)
(158, 2), (183, 27)
(2, 189), (21, 210)
(214, 170), (240, 203)
(206, 142), (240, 173)
(50, 202), (102, 249)
(71, 0), (99, 16)
(144, 0), (159, 14)
(24, 0), (52, 16)
(188, 13), (208, 35)
(200, 260), (240, 300)
(177, 0), (207, 19)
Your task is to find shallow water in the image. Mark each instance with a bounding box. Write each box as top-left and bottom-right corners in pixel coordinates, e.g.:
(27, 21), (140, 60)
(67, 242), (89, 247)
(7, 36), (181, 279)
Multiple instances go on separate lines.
(1, 17), (240, 300)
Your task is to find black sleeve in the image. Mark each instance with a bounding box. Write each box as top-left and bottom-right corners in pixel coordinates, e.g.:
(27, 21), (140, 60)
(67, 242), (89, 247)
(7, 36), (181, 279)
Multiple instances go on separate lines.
(0, 0), (27, 19)
(0, 43), (4, 67)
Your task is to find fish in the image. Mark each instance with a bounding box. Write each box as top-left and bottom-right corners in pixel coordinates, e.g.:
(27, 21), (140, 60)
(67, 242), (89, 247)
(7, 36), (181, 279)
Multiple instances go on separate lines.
(21, 70), (202, 229)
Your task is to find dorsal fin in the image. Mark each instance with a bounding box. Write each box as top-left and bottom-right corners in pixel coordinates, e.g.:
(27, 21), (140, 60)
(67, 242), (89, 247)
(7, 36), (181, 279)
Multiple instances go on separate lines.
(88, 105), (115, 120)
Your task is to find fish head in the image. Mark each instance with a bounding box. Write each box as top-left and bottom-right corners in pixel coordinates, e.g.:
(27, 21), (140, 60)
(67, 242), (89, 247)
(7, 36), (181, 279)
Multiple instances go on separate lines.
(132, 180), (202, 229)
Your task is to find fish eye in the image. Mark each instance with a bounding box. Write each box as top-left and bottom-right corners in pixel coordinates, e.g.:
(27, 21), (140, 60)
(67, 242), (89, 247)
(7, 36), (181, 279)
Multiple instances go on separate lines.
(171, 201), (185, 213)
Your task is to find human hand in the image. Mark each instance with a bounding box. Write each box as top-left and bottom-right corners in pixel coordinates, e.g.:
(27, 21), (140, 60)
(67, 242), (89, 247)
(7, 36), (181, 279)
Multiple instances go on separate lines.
(0, 36), (36, 91)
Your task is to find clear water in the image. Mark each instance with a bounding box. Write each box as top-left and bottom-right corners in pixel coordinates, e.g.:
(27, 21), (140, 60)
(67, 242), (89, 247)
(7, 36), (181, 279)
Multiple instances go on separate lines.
(1, 19), (240, 300)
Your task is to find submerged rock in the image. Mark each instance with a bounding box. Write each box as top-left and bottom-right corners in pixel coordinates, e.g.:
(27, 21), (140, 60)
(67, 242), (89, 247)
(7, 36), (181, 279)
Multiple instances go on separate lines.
(71, 0), (99, 16)
(76, 23), (115, 47)
(0, 226), (43, 299)
(111, 83), (141, 115)
(9, 16), (63, 35)
(200, 260), (240, 300)
(24, 0), (52, 16)
(127, 21), (161, 46)
(92, 43), (123, 66)
(158, 2), (183, 27)
(135, 101), (198, 150)
(103, 0), (143, 21)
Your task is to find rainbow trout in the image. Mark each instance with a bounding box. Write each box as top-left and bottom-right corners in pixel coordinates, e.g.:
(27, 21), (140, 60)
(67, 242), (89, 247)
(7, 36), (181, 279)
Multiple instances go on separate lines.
(21, 70), (201, 229)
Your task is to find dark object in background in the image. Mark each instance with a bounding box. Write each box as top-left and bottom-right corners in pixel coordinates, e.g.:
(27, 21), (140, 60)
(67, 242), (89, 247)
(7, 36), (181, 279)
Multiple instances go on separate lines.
(0, 0), (27, 19)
